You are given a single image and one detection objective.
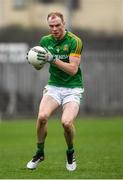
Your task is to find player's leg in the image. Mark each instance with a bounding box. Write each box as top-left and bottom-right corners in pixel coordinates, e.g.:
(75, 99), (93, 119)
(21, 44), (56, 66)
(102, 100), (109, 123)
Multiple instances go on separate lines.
(61, 101), (79, 171)
(36, 94), (59, 147)
(27, 95), (59, 169)
(61, 101), (79, 148)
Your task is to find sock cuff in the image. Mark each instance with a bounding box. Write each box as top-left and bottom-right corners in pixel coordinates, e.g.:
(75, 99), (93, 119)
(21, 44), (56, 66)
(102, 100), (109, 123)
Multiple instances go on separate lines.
(37, 142), (44, 148)
(68, 144), (73, 150)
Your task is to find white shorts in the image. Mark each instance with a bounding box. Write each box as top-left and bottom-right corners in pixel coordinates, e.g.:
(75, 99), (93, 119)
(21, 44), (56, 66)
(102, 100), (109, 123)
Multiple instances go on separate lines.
(43, 85), (84, 106)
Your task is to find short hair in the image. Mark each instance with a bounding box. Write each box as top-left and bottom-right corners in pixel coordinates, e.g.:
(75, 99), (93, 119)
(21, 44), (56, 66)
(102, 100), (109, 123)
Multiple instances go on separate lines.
(47, 12), (64, 22)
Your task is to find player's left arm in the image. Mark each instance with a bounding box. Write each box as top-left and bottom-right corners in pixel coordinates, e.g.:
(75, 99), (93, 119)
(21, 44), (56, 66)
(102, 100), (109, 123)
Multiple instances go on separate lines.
(54, 38), (83, 76)
(54, 55), (81, 76)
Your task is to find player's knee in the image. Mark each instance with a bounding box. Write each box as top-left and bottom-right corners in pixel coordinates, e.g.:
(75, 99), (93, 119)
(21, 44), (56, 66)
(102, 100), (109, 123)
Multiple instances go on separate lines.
(62, 120), (72, 131)
(38, 112), (48, 125)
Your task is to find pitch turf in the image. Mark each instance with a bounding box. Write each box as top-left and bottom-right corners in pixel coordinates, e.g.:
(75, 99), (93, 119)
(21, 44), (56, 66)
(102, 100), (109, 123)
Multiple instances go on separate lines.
(0, 117), (123, 179)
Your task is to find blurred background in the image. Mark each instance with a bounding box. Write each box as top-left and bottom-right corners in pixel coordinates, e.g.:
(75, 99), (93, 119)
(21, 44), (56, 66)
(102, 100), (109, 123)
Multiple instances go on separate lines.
(0, 0), (123, 118)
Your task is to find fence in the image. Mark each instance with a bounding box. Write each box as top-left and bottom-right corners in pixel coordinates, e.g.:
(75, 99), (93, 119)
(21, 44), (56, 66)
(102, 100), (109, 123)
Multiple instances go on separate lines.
(0, 45), (123, 117)
(82, 50), (123, 114)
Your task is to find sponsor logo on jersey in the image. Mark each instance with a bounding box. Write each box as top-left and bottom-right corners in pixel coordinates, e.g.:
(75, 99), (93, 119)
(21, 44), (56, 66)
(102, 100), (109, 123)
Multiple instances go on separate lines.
(55, 54), (68, 59)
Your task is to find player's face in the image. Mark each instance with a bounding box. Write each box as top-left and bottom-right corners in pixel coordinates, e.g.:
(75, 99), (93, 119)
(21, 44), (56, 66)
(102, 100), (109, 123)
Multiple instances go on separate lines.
(48, 16), (65, 40)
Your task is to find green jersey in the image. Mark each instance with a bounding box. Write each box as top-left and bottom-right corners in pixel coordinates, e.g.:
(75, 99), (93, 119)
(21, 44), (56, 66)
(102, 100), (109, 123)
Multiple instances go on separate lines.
(39, 31), (84, 88)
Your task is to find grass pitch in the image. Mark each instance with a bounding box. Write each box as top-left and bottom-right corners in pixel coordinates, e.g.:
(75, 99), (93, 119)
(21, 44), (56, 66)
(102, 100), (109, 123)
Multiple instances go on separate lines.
(0, 117), (123, 179)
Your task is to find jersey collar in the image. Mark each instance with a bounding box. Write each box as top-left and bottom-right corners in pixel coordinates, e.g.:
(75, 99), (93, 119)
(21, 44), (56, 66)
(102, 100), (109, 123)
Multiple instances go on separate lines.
(51, 30), (68, 43)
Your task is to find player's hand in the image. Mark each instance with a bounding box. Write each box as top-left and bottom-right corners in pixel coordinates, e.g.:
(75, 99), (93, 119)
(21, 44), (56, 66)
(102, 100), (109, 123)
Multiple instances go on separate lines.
(37, 48), (56, 63)
(44, 48), (56, 63)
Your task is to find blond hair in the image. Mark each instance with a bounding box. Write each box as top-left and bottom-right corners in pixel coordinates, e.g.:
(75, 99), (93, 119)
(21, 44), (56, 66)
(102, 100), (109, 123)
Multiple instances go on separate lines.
(47, 12), (64, 22)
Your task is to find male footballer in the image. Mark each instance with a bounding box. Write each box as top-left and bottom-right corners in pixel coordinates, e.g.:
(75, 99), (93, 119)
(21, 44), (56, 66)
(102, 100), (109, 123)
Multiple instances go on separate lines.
(27, 12), (84, 171)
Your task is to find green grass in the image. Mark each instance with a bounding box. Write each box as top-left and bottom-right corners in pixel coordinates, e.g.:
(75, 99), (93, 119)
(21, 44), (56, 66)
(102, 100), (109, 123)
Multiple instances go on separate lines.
(0, 117), (123, 179)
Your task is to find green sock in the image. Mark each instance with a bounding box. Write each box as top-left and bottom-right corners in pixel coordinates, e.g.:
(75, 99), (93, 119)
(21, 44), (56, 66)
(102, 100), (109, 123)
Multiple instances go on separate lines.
(67, 144), (74, 153)
(36, 142), (44, 155)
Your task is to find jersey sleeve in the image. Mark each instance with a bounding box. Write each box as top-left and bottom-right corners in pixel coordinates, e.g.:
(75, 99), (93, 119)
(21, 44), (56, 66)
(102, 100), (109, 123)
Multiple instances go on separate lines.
(70, 38), (83, 57)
